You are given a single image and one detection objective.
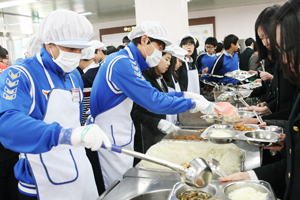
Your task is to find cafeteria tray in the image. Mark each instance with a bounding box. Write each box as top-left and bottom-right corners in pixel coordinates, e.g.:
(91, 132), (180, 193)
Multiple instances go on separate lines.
(239, 82), (262, 90)
(167, 180), (276, 200)
(162, 128), (207, 140)
(225, 70), (256, 81)
(135, 148), (246, 179)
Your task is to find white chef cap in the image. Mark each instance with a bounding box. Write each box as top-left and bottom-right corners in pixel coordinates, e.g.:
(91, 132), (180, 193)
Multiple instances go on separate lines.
(163, 45), (188, 61)
(25, 34), (42, 56)
(89, 40), (107, 51)
(178, 34), (197, 46)
(128, 21), (172, 46)
(81, 46), (95, 60)
(39, 9), (93, 48)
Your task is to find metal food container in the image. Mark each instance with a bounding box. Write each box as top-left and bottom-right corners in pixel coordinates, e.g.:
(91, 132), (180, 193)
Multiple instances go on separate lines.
(238, 111), (256, 118)
(178, 110), (216, 127)
(167, 180), (276, 200)
(223, 181), (272, 200)
(167, 182), (217, 200)
(259, 126), (283, 134)
(163, 129), (206, 140)
(240, 131), (281, 147)
(205, 129), (238, 144)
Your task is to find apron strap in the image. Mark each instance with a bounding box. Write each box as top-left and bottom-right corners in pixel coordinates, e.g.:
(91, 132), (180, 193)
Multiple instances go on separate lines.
(36, 53), (55, 89)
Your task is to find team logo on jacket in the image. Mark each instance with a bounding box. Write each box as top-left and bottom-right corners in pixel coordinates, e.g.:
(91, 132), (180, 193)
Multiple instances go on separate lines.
(4, 86), (17, 94)
(3, 93), (16, 100)
(8, 70), (20, 79)
(42, 89), (51, 100)
(6, 78), (19, 87)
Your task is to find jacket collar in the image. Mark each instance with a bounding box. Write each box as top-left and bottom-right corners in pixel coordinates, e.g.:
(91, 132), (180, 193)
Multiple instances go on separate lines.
(223, 50), (235, 59)
(39, 46), (65, 75)
(126, 42), (149, 71)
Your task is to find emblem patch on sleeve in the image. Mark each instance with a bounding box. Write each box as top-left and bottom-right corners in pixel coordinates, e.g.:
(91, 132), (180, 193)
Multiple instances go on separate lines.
(8, 70), (20, 79)
(6, 79), (19, 87)
(3, 93), (16, 100)
(4, 86), (17, 94)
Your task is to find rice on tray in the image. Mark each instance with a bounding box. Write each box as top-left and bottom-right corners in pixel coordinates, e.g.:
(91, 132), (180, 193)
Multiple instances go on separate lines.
(228, 187), (268, 200)
(139, 140), (241, 174)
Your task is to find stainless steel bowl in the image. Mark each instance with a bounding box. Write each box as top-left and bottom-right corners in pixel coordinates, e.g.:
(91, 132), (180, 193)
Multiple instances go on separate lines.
(243, 131), (281, 147)
(238, 111), (256, 118)
(200, 115), (220, 123)
(206, 129), (238, 144)
(259, 126), (283, 134)
(223, 181), (270, 200)
(173, 182), (216, 199)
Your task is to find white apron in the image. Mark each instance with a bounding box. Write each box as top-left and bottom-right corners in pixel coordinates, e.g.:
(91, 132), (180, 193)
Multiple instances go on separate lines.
(166, 76), (180, 124)
(24, 54), (98, 200)
(185, 60), (200, 94)
(95, 47), (135, 189)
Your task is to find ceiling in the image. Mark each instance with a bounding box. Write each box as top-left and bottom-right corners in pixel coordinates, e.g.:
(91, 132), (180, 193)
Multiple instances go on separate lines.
(0, 0), (284, 37)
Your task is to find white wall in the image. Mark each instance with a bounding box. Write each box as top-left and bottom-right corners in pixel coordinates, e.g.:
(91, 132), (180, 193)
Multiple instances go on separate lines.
(188, 2), (284, 42)
(92, 2), (284, 44)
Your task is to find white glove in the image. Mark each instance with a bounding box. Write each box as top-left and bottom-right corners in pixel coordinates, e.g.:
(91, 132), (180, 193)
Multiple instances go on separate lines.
(184, 92), (206, 101)
(157, 119), (180, 134)
(59, 124), (111, 151)
(190, 99), (222, 115)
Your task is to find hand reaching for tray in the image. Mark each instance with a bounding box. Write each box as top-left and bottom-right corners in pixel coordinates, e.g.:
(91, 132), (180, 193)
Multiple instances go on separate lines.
(219, 172), (251, 182)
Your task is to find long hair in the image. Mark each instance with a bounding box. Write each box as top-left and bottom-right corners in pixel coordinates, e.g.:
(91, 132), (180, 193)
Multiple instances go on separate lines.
(162, 56), (177, 86)
(270, 0), (300, 84)
(255, 5), (281, 63)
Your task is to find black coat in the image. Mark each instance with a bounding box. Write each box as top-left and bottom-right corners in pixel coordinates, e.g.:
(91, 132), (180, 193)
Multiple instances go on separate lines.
(132, 73), (169, 154)
(254, 86), (300, 200)
(239, 47), (254, 71)
(262, 64), (297, 120)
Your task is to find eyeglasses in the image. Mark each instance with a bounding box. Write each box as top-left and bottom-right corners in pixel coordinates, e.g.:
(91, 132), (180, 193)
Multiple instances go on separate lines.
(182, 43), (195, 47)
(205, 46), (214, 49)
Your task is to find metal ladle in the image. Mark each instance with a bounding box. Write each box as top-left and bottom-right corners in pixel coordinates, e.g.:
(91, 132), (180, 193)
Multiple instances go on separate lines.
(101, 144), (213, 188)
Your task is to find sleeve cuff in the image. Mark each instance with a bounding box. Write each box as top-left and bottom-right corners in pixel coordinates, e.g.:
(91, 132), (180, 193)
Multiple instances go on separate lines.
(247, 170), (259, 180)
(175, 91), (184, 97)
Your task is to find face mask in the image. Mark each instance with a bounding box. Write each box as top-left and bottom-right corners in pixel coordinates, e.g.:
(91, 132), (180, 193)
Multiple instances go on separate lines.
(143, 40), (162, 68)
(50, 45), (81, 73)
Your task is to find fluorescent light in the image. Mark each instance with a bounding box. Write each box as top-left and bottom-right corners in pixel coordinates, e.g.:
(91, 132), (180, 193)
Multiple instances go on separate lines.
(79, 12), (93, 16)
(0, 0), (37, 9)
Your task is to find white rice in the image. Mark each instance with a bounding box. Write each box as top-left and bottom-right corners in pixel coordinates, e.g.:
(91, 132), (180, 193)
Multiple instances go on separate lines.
(139, 140), (241, 174)
(228, 187), (268, 200)
(210, 130), (232, 138)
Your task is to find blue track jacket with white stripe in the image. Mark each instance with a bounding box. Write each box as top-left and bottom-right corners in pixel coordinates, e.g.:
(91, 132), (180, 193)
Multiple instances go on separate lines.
(90, 42), (194, 119)
(0, 47), (84, 194)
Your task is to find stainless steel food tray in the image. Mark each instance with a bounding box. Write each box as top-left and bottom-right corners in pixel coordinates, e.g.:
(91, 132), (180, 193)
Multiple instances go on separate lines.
(167, 180), (276, 200)
(239, 82), (262, 90)
(225, 70), (256, 81)
(135, 147), (246, 179)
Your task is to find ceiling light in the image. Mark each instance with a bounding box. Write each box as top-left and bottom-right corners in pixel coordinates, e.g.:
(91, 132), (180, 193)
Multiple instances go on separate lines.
(0, 0), (38, 9)
(79, 12), (93, 16)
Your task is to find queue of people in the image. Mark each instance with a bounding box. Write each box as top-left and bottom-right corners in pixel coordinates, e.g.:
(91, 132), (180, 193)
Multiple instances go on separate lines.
(0, 1), (300, 199)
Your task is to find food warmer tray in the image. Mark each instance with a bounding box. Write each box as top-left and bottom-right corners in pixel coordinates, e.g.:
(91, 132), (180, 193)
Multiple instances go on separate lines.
(167, 180), (276, 200)
(224, 70), (256, 81)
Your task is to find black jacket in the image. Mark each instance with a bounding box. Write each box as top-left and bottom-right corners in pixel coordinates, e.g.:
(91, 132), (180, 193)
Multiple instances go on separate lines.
(262, 64), (297, 120)
(240, 47), (254, 71)
(254, 86), (300, 200)
(132, 73), (168, 153)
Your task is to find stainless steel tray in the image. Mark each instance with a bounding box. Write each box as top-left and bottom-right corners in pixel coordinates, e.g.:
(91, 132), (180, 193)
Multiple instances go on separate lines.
(178, 110), (218, 127)
(135, 147), (246, 179)
(239, 82), (262, 90)
(167, 180), (276, 200)
(225, 70), (256, 81)
(162, 128), (206, 140)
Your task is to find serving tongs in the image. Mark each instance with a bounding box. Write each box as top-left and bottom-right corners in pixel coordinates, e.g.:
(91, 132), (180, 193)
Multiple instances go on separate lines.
(101, 144), (213, 188)
(233, 92), (264, 124)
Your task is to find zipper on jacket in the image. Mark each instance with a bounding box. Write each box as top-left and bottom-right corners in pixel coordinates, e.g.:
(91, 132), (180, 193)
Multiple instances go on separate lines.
(63, 73), (66, 82)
